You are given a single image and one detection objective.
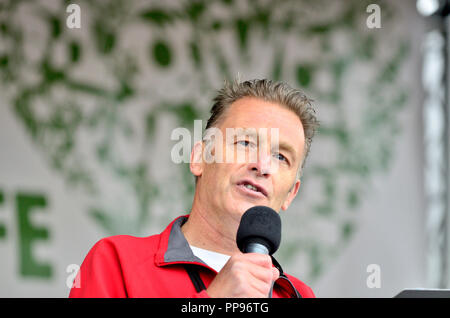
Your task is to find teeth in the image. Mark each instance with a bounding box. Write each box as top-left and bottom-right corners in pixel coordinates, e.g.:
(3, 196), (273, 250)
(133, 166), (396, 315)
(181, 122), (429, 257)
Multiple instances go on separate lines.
(245, 184), (258, 192)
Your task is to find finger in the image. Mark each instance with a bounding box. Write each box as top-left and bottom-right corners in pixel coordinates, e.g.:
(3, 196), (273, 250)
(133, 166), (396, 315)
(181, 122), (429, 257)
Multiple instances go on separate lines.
(246, 263), (277, 284)
(272, 267), (280, 281)
(240, 253), (273, 268)
(247, 273), (274, 297)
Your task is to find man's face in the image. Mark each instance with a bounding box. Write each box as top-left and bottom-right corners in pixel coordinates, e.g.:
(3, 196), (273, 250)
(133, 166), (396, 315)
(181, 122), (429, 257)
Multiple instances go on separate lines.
(191, 97), (305, 223)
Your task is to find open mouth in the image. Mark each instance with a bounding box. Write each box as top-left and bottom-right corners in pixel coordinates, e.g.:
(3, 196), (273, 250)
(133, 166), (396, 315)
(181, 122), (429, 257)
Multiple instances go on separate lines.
(236, 180), (268, 197)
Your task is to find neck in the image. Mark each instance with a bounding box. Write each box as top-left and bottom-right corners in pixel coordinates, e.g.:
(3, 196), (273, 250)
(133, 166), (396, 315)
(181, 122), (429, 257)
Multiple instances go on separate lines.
(181, 192), (240, 255)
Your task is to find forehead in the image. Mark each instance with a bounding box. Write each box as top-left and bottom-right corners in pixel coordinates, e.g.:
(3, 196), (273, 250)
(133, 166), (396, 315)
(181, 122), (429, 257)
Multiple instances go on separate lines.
(218, 97), (305, 154)
(220, 97), (303, 132)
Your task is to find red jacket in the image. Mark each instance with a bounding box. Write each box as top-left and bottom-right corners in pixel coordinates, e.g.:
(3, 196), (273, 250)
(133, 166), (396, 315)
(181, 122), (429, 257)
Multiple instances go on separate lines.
(69, 215), (315, 298)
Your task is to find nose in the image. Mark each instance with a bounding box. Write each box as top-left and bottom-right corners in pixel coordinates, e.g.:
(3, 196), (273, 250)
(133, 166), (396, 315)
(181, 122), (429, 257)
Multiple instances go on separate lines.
(249, 150), (273, 176)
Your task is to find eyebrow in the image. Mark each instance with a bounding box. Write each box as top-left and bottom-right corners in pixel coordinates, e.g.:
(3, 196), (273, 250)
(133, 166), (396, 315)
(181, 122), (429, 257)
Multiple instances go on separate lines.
(235, 129), (296, 150)
(232, 128), (299, 161)
(234, 129), (258, 138)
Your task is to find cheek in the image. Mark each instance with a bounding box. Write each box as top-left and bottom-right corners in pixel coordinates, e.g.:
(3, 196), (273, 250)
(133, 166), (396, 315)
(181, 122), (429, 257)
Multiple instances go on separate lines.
(275, 175), (296, 197)
(203, 163), (229, 186)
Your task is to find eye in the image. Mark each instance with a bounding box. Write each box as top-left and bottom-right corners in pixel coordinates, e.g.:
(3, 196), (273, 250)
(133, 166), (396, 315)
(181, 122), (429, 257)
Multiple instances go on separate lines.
(236, 140), (252, 147)
(274, 153), (288, 163)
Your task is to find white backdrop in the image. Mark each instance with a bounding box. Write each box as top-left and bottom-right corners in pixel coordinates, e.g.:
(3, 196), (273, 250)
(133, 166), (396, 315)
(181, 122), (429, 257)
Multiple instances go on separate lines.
(0, 0), (430, 297)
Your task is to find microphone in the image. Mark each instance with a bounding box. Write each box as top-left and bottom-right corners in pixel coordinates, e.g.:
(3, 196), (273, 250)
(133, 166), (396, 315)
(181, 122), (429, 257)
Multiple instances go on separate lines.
(236, 206), (281, 255)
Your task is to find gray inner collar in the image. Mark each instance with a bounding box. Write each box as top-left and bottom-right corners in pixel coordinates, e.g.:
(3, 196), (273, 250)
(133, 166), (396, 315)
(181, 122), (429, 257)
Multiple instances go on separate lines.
(164, 216), (206, 265)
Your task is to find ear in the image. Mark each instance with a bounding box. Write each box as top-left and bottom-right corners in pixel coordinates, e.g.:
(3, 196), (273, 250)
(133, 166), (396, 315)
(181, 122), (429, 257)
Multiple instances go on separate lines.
(281, 179), (301, 211)
(190, 140), (204, 177)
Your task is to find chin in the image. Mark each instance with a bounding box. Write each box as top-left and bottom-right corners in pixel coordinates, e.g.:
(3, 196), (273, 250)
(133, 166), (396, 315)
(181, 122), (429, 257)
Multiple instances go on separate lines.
(235, 201), (259, 216)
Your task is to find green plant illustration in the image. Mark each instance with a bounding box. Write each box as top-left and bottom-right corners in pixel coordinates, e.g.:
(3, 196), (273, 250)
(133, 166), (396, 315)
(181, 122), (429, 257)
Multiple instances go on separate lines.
(0, 0), (409, 282)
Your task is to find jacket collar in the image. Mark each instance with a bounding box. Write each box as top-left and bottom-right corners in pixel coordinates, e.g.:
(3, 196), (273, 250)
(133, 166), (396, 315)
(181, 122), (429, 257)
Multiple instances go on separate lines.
(155, 215), (207, 267)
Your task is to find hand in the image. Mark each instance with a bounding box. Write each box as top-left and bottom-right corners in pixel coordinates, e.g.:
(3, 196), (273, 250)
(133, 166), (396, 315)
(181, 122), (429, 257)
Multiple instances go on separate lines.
(206, 252), (280, 298)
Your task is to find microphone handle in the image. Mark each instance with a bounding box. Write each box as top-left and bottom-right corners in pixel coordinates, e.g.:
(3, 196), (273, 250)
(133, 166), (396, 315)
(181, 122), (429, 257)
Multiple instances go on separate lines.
(243, 241), (274, 298)
(244, 242), (269, 254)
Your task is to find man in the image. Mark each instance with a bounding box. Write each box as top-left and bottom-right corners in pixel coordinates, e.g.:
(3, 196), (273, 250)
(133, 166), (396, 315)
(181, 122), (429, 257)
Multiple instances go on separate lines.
(69, 78), (319, 298)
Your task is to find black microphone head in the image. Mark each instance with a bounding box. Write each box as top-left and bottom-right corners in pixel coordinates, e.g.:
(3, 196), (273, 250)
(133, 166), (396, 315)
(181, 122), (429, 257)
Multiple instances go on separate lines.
(236, 206), (281, 255)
